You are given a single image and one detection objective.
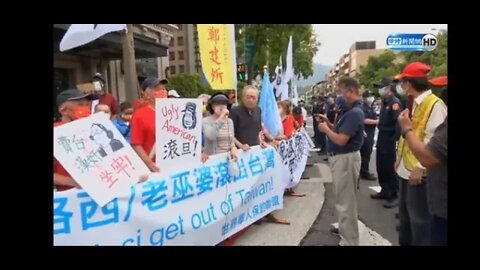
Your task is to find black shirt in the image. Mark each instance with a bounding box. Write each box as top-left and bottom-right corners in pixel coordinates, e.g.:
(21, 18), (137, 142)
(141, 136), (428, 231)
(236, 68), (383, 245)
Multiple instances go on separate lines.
(378, 95), (401, 133)
(326, 103), (337, 124)
(312, 102), (326, 115)
(326, 100), (365, 154)
(230, 105), (262, 146)
(362, 102), (378, 133)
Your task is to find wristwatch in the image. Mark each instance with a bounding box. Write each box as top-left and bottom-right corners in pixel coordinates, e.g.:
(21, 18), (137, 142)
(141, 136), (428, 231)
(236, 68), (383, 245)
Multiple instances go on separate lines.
(402, 128), (413, 138)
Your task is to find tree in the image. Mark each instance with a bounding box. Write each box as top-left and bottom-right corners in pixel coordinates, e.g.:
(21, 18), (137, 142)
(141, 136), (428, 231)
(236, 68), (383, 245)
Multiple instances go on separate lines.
(168, 73), (246, 99)
(235, 24), (320, 83)
(357, 31), (447, 95)
(358, 51), (401, 94)
(399, 31), (447, 78)
(167, 73), (212, 98)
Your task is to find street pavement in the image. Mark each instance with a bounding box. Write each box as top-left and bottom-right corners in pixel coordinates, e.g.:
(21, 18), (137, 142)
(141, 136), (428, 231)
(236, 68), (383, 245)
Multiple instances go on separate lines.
(235, 117), (397, 246)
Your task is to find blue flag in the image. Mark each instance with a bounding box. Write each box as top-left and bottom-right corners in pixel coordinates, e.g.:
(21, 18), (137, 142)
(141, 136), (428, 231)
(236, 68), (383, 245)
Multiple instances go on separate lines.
(258, 71), (283, 137)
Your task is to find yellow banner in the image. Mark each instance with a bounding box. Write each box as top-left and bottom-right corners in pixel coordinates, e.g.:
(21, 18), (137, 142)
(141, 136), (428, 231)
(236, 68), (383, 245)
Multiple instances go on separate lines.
(197, 24), (236, 90)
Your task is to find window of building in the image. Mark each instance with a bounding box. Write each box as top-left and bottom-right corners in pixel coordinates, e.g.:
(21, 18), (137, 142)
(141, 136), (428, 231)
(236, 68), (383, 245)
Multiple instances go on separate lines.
(179, 65), (185, 73)
(169, 51), (175, 61)
(178, 36), (184, 46)
(178, 51), (184, 60)
(169, 38), (174, 47)
(170, 66), (176, 75)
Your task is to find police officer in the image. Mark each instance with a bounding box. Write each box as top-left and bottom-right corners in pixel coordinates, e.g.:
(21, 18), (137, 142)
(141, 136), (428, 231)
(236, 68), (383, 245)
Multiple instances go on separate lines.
(370, 78), (402, 208)
(360, 90), (378, 180)
(312, 96), (327, 153)
(326, 95), (337, 124)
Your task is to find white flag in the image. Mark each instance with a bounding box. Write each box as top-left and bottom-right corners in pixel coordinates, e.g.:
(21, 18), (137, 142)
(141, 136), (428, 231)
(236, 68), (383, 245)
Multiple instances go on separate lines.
(273, 36), (293, 101)
(60, 24), (127, 52)
(292, 71), (299, 106)
(280, 36), (293, 101)
(285, 36), (293, 83)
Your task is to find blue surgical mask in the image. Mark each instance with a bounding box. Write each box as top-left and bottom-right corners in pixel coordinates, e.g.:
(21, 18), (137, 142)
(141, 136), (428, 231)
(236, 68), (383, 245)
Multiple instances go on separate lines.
(396, 84), (406, 97)
(378, 87), (388, 98)
(365, 96), (375, 105)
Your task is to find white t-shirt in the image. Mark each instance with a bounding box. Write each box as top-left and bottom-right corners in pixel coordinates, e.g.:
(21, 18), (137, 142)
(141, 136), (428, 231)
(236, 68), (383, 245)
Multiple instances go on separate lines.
(301, 107), (308, 120)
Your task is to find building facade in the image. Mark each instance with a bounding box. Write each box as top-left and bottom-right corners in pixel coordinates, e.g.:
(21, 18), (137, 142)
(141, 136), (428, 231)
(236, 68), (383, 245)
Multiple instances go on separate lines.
(53, 24), (177, 119)
(325, 41), (388, 93)
(167, 24), (202, 76)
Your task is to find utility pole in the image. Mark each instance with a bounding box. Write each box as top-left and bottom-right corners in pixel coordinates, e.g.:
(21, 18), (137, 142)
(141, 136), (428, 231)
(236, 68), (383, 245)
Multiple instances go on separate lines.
(121, 24), (139, 102)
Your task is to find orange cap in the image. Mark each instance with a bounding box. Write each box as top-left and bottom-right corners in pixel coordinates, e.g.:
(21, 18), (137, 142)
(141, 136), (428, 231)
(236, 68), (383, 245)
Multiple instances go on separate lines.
(398, 62), (431, 79)
(428, 76), (447, 87)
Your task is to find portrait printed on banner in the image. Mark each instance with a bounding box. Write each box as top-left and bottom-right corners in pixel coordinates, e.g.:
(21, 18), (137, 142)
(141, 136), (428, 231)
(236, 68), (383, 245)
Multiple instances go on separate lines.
(182, 102), (197, 130)
(89, 123), (124, 157)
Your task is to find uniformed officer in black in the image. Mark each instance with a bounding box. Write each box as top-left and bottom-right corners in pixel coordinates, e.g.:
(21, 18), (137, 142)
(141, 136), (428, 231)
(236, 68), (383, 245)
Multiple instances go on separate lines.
(371, 78), (402, 207)
(326, 95), (337, 124)
(312, 96), (327, 153)
(360, 90), (378, 180)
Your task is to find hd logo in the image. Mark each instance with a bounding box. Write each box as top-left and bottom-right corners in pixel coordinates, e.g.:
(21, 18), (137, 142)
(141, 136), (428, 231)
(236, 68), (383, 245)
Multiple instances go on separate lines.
(386, 33), (438, 52)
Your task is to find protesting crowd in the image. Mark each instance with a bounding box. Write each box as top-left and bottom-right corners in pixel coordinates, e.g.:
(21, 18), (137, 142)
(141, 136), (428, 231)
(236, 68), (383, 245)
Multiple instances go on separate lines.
(53, 71), (315, 244)
(54, 59), (447, 246)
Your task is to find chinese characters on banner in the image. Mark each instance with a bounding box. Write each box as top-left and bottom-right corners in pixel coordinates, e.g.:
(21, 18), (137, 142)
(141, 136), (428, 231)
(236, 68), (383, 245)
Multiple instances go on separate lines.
(54, 146), (290, 246)
(54, 113), (150, 207)
(197, 24), (236, 90)
(156, 99), (202, 173)
(276, 129), (310, 188)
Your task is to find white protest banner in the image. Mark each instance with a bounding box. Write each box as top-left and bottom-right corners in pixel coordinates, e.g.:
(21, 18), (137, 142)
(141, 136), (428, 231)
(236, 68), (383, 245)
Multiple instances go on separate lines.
(277, 128), (310, 188)
(54, 146), (290, 246)
(301, 128), (316, 149)
(60, 24), (127, 52)
(54, 113), (150, 207)
(156, 98), (202, 173)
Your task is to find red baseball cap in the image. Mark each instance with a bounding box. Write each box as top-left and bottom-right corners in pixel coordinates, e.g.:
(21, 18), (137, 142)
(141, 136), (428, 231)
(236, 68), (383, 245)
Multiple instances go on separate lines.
(428, 76), (447, 87)
(397, 62), (431, 79)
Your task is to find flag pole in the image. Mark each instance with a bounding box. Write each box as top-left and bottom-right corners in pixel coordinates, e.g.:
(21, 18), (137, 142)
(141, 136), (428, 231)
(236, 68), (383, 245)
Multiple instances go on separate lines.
(121, 24), (139, 102)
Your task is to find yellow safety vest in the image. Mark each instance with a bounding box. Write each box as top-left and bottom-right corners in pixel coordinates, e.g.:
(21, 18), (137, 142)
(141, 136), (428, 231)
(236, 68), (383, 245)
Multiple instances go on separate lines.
(397, 93), (443, 171)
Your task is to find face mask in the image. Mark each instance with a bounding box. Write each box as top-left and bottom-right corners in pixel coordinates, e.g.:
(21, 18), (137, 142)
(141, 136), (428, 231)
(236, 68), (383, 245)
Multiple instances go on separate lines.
(214, 105), (226, 115)
(365, 97), (375, 105)
(378, 87), (388, 98)
(396, 84), (406, 97)
(153, 89), (168, 99)
(93, 81), (103, 91)
(73, 106), (91, 120)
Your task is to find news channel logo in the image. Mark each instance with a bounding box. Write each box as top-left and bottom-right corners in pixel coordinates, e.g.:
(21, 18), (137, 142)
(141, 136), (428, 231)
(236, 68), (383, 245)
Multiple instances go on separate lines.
(386, 33), (438, 52)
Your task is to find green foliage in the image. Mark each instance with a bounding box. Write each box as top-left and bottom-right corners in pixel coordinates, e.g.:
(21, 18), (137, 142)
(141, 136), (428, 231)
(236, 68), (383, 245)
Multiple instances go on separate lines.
(358, 51), (401, 94)
(167, 73), (212, 98)
(358, 31), (447, 95)
(235, 24), (320, 80)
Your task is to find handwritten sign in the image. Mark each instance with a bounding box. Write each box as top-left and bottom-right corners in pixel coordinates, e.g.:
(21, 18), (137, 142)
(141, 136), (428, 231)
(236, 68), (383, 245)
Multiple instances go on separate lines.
(197, 24), (236, 90)
(156, 98), (202, 173)
(277, 129), (310, 188)
(54, 113), (150, 207)
(54, 146), (290, 245)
